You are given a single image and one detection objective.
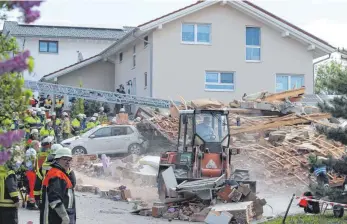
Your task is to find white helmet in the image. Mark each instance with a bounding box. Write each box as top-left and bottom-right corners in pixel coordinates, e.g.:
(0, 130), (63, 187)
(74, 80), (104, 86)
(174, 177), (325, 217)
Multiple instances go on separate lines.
(46, 119), (52, 123)
(36, 108), (41, 112)
(54, 147), (72, 159)
(42, 136), (54, 144)
(40, 107), (46, 111)
(83, 114), (86, 118)
(93, 113), (99, 117)
(31, 111), (37, 116)
(51, 112), (56, 116)
(77, 114), (84, 118)
(99, 107), (104, 111)
(91, 117), (96, 121)
(120, 108), (125, 113)
(51, 144), (63, 153)
(63, 112), (68, 116)
(31, 129), (38, 134)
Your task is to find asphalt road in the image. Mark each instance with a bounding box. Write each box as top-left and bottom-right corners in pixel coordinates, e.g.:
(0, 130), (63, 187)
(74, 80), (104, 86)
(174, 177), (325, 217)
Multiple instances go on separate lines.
(19, 192), (188, 224)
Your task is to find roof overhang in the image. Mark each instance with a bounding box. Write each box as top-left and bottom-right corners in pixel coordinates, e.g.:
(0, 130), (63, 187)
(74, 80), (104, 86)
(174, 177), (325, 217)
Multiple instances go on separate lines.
(41, 55), (102, 81)
(137, 0), (335, 57)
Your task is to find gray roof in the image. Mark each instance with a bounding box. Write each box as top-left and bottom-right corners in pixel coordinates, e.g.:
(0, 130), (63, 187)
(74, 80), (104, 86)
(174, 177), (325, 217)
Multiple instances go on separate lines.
(3, 21), (134, 40)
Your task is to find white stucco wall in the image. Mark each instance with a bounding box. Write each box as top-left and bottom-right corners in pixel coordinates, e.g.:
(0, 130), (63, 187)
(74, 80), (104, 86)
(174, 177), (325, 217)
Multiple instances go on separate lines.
(152, 4), (316, 102)
(114, 34), (151, 97)
(56, 60), (115, 92)
(17, 37), (113, 81)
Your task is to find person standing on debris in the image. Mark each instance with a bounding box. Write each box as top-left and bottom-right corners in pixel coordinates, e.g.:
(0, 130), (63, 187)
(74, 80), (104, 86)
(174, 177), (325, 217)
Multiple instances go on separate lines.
(308, 154), (329, 187)
(0, 159), (20, 223)
(40, 147), (76, 224)
(25, 140), (40, 210)
(62, 112), (71, 140)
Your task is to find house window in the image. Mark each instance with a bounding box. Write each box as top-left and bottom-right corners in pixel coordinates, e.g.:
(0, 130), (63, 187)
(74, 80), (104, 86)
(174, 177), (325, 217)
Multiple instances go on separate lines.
(132, 45), (136, 68)
(119, 52), (123, 62)
(276, 74), (304, 92)
(39, 40), (58, 53)
(144, 36), (148, 48)
(144, 72), (148, 88)
(182, 23), (211, 44)
(246, 27), (260, 61)
(205, 72), (234, 91)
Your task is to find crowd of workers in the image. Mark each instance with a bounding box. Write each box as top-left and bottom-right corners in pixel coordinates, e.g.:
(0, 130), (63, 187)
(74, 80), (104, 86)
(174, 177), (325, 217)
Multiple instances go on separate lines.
(0, 97), (110, 224)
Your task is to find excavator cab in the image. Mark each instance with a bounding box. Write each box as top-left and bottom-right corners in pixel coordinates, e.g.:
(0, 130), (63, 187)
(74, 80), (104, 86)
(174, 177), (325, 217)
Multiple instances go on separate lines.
(177, 109), (230, 153)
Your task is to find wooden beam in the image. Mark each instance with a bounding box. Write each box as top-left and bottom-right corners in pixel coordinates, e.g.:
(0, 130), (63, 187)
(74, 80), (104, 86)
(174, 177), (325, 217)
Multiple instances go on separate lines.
(296, 114), (336, 128)
(262, 87), (305, 102)
(230, 113), (331, 135)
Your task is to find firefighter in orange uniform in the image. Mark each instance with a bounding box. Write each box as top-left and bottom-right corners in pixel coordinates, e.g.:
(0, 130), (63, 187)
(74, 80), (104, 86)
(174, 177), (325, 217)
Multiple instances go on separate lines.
(40, 147), (76, 224)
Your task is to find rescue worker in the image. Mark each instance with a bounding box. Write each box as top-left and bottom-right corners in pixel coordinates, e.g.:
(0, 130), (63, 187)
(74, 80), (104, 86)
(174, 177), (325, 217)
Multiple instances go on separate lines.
(40, 147), (76, 224)
(93, 113), (100, 125)
(62, 112), (71, 140)
(71, 114), (83, 136)
(44, 95), (52, 110)
(84, 116), (96, 132)
(26, 129), (39, 150)
(55, 96), (64, 118)
(0, 160), (19, 224)
(98, 107), (108, 124)
(40, 119), (55, 140)
(26, 111), (42, 138)
(38, 108), (46, 123)
(51, 112), (62, 143)
(81, 114), (87, 131)
(25, 140), (40, 210)
(34, 136), (54, 207)
(39, 94), (45, 108)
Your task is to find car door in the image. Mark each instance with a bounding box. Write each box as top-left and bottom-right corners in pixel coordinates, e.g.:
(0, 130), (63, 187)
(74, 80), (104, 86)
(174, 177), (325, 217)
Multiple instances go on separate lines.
(87, 127), (112, 154)
(108, 127), (131, 153)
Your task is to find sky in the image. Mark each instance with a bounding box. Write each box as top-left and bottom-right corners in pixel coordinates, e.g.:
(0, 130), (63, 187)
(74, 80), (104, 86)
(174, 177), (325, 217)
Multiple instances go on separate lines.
(6, 0), (347, 48)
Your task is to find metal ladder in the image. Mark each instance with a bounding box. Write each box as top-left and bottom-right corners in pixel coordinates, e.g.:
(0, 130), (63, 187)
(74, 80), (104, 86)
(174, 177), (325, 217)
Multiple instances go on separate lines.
(24, 80), (174, 108)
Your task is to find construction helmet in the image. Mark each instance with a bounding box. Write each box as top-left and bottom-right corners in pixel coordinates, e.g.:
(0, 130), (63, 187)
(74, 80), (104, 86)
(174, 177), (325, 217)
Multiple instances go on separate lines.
(40, 107), (46, 111)
(120, 108), (125, 113)
(36, 108), (41, 112)
(42, 136), (54, 144)
(51, 112), (56, 116)
(51, 144), (63, 153)
(46, 119), (52, 123)
(91, 117), (96, 121)
(54, 147), (72, 159)
(93, 113), (99, 117)
(31, 111), (37, 116)
(63, 112), (68, 117)
(99, 107), (104, 112)
(31, 129), (39, 135)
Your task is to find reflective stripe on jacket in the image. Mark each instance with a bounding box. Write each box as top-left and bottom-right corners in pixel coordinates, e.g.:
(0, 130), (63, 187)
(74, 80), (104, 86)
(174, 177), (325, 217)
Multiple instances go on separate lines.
(0, 166), (19, 207)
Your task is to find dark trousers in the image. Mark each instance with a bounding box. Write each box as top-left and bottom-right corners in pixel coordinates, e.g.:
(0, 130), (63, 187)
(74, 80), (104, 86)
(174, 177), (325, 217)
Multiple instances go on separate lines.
(63, 133), (69, 140)
(0, 207), (18, 224)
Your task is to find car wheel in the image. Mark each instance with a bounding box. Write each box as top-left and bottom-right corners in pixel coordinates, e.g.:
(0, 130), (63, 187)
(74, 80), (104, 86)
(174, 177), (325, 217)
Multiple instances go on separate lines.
(128, 143), (142, 155)
(72, 146), (87, 155)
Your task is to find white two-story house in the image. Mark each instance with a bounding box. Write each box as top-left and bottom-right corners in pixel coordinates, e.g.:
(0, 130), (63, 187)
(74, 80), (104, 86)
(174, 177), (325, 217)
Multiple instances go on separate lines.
(41, 1), (335, 103)
(2, 21), (131, 82)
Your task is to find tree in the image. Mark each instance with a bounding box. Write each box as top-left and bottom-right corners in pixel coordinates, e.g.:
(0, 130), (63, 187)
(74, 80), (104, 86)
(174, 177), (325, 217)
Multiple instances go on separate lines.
(315, 61), (347, 94)
(315, 61), (347, 144)
(0, 1), (43, 164)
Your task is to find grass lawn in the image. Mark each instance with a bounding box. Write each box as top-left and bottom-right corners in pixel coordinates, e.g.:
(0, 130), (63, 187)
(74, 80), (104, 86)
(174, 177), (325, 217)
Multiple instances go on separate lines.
(263, 213), (347, 224)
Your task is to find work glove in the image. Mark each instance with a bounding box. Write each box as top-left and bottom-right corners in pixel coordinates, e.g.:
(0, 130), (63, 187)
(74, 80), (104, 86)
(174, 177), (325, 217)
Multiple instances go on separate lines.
(54, 204), (70, 224)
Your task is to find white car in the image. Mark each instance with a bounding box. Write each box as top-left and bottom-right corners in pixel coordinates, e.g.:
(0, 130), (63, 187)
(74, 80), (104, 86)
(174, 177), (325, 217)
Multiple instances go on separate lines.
(61, 125), (148, 155)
